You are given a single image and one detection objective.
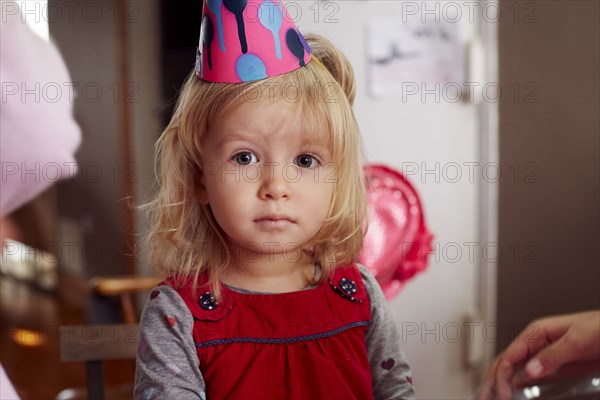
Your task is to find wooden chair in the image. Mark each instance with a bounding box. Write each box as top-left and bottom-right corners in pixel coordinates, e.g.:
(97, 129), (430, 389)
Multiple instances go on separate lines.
(57, 275), (161, 400)
(88, 275), (162, 324)
(58, 324), (139, 400)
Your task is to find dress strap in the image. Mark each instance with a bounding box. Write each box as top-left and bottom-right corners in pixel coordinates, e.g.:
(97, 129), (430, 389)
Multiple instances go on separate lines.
(328, 264), (368, 303)
(161, 275), (234, 322)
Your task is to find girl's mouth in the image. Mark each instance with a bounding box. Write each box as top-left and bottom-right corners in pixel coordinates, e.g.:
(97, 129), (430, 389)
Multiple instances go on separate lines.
(254, 215), (295, 229)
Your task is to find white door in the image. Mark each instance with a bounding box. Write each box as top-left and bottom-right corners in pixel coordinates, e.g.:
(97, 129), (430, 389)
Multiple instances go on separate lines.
(298, 1), (498, 397)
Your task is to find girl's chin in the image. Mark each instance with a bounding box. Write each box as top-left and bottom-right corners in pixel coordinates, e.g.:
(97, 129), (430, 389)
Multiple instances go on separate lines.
(226, 240), (308, 255)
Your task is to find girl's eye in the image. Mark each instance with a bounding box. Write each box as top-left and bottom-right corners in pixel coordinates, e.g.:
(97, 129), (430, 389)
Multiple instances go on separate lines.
(233, 152), (258, 165)
(295, 154), (319, 169)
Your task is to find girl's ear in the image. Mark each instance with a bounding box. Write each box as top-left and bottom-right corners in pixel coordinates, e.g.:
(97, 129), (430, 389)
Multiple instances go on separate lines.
(198, 187), (209, 206)
(196, 166), (210, 206)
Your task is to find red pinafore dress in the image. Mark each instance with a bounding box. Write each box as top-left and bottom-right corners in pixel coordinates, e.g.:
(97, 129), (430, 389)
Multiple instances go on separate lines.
(167, 264), (374, 399)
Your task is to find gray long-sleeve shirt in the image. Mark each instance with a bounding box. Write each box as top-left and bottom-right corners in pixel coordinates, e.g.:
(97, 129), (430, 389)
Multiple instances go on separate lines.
(134, 264), (415, 400)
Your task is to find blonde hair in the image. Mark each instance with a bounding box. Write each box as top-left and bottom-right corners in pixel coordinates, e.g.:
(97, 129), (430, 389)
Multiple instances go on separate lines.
(143, 34), (367, 299)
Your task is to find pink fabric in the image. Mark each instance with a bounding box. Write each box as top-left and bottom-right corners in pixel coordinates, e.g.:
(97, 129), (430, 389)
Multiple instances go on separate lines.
(0, 5), (81, 217)
(0, 364), (19, 399)
(196, 0), (311, 82)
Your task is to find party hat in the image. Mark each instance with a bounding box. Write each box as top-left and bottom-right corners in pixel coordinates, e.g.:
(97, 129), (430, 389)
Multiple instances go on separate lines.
(196, 0), (312, 82)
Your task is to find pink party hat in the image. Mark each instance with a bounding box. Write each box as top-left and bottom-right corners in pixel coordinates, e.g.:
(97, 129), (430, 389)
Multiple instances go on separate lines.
(196, 0), (312, 82)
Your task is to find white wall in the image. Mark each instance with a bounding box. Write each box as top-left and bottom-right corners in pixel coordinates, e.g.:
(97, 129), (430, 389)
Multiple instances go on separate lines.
(297, 2), (482, 397)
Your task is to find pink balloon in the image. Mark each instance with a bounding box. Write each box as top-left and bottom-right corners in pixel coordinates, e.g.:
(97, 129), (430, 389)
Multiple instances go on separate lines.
(359, 165), (434, 300)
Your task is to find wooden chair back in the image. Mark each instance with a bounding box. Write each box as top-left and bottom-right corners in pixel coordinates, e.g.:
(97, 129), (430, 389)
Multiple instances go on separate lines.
(57, 275), (160, 400)
(89, 275), (162, 324)
(59, 324), (139, 400)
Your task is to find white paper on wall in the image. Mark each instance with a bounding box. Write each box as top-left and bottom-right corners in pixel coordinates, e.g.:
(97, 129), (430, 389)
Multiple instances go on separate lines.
(367, 16), (464, 99)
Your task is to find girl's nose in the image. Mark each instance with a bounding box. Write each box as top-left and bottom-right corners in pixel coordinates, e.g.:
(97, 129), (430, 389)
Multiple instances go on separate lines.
(258, 163), (290, 200)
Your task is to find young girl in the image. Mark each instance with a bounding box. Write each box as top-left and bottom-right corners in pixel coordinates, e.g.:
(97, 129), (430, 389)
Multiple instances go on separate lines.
(135, 2), (414, 398)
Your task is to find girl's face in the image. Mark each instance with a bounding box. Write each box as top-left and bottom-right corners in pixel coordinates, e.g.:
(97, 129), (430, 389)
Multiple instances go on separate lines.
(199, 98), (336, 258)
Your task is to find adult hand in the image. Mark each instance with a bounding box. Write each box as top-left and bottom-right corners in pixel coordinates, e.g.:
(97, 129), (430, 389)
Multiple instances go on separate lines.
(479, 310), (600, 399)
